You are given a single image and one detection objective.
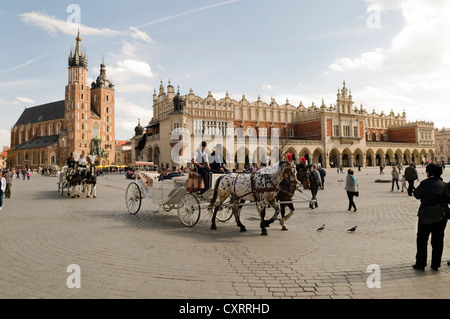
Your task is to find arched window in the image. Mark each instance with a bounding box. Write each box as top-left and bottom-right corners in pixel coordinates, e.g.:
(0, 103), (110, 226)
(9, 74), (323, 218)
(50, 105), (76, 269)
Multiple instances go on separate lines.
(17, 152), (21, 165)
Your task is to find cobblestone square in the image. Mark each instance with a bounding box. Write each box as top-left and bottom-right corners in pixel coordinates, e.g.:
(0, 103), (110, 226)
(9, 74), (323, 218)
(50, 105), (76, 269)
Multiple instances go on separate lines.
(1, 166), (450, 299)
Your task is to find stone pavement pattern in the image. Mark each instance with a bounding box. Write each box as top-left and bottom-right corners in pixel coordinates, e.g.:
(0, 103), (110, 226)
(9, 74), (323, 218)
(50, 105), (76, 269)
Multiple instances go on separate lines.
(1, 167), (450, 299)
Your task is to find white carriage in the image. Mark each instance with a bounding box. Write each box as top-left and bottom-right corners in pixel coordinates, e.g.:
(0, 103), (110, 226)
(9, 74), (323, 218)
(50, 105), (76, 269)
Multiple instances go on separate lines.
(125, 162), (233, 227)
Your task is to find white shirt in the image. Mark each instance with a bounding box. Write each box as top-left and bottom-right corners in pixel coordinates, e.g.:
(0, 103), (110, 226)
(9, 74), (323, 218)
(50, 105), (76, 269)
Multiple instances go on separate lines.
(0, 177), (6, 192)
(193, 149), (208, 165)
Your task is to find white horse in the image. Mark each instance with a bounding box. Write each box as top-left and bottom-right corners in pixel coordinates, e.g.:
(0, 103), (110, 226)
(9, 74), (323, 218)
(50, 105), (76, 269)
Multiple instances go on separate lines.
(209, 161), (297, 235)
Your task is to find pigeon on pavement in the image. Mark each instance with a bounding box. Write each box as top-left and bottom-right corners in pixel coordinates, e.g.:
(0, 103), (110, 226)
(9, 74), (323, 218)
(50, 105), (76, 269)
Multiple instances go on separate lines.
(317, 224), (325, 232)
(347, 226), (357, 232)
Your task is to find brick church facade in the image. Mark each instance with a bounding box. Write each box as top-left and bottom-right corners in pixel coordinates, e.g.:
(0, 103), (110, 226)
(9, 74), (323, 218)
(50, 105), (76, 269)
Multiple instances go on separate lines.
(8, 30), (115, 169)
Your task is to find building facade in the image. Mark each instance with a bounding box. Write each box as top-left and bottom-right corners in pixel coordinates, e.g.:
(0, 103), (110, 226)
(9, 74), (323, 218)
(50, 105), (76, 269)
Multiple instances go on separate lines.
(8, 30), (115, 169)
(435, 128), (450, 164)
(132, 81), (435, 169)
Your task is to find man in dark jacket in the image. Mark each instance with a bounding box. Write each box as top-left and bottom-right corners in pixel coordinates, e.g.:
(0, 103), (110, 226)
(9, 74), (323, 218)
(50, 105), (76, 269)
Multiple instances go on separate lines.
(404, 163), (419, 196)
(413, 163), (448, 271)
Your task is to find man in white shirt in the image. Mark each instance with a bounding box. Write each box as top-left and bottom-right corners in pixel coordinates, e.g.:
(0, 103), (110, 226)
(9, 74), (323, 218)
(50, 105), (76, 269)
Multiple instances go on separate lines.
(78, 154), (87, 168)
(0, 171), (6, 211)
(191, 141), (211, 193)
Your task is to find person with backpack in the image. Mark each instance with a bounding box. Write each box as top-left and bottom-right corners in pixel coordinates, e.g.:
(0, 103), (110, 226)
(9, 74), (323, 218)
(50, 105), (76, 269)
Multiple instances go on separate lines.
(317, 164), (326, 189)
(309, 164), (323, 209)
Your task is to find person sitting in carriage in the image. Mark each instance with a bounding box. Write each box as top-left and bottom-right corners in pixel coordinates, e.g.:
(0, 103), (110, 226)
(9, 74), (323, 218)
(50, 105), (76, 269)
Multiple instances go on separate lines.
(78, 154), (87, 168)
(67, 153), (76, 169)
(191, 141), (211, 194)
(209, 144), (229, 174)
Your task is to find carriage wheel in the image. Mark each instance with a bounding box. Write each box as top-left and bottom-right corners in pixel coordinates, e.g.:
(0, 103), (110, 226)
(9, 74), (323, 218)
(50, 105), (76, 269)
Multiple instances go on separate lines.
(177, 193), (201, 227)
(126, 182), (142, 215)
(215, 197), (234, 222)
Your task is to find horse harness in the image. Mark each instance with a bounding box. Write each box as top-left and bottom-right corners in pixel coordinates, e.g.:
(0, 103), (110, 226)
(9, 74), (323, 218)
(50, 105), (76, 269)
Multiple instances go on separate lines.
(232, 172), (279, 203)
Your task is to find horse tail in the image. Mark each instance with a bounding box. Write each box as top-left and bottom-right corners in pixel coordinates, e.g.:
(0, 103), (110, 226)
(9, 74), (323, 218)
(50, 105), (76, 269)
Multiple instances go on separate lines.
(209, 175), (225, 208)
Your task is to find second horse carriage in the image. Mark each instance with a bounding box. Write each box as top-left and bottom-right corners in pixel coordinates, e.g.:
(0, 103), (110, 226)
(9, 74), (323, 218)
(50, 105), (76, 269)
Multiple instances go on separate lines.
(125, 162), (234, 227)
(58, 153), (98, 198)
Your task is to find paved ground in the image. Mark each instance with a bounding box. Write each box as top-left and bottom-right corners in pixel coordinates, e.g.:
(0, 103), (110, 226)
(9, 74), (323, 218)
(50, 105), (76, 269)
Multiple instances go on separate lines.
(1, 166), (450, 300)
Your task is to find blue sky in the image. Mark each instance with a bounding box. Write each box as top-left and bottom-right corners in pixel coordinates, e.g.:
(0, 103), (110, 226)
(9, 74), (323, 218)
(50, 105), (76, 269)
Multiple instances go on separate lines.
(1, 0), (449, 147)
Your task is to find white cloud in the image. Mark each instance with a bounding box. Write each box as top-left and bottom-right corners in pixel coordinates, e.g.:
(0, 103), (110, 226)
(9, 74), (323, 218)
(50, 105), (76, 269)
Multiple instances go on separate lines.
(16, 97), (35, 104)
(110, 59), (156, 81)
(262, 83), (280, 91)
(325, 0), (450, 129)
(19, 11), (122, 37)
(121, 41), (137, 57)
(115, 97), (153, 133)
(129, 26), (154, 43)
(0, 129), (10, 148)
(329, 1), (450, 72)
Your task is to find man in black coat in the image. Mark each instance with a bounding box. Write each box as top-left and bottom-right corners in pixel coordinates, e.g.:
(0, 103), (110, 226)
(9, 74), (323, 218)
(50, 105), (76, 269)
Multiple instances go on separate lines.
(413, 163), (448, 271)
(404, 163), (419, 196)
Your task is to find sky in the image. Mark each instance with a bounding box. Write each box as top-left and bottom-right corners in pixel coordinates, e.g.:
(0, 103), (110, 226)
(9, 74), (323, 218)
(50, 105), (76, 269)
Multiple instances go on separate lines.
(1, 0), (449, 148)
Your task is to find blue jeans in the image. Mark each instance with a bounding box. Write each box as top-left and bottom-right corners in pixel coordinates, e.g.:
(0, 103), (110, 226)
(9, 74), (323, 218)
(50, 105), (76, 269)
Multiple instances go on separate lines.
(391, 178), (399, 191)
(0, 191), (3, 208)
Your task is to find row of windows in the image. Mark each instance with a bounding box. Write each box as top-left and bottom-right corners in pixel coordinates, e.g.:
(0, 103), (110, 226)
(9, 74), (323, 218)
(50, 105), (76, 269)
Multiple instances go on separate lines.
(67, 93), (112, 103)
(333, 125), (359, 138)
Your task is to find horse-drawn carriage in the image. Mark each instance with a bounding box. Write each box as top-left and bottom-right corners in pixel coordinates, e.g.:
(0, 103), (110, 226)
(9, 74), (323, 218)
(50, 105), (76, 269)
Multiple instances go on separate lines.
(125, 160), (305, 235)
(58, 153), (98, 198)
(125, 162), (234, 227)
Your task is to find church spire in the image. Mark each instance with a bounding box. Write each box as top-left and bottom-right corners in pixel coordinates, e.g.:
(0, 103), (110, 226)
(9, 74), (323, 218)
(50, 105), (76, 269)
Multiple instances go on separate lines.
(68, 26), (88, 69)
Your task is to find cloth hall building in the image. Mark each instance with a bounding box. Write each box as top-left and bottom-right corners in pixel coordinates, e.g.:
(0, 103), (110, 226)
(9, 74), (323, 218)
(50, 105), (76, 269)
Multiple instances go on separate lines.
(132, 81), (435, 170)
(8, 30), (115, 169)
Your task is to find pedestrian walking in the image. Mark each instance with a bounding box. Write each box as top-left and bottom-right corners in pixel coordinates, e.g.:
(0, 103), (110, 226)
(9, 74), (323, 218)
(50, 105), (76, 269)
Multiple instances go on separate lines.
(317, 164), (326, 189)
(0, 171), (5, 211)
(405, 163), (419, 196)
(309, 164), (323, 209)
(4, 168), (13, 198)
(412, 163), (449, 271)
(27, 169), (31, 180)
(379, 164), (385, 175)
(391, 166), (400, 192)
(344, 169), (358, 212)
(401, 174), (407, 193)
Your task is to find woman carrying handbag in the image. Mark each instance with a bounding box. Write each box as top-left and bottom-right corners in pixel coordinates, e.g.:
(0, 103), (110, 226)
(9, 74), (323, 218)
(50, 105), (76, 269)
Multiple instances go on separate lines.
(345, 169), (358, 212)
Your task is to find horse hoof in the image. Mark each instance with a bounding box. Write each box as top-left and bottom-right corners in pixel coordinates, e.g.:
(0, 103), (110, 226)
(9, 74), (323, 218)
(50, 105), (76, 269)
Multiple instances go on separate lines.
(281, 226), (288, 231)
(77, 195), (80, 198)
(240, 227), (247, 232)
(87, 196), (90, 198)
(211, 225), (217, 230)
(93, 196), (96, 198)
(261, 230), (268, 236)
